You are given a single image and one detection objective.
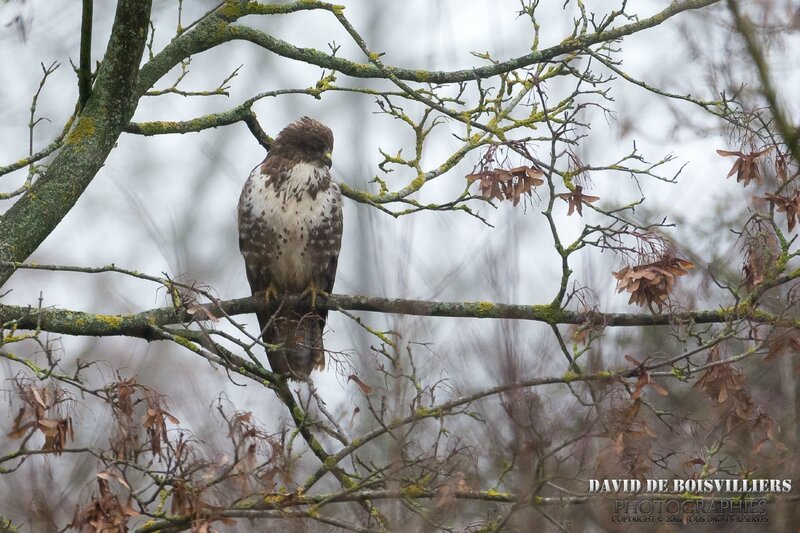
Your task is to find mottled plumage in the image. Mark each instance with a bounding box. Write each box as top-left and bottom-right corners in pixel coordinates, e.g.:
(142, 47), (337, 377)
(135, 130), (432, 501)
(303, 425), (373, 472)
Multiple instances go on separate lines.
(237, 117), (343, 378)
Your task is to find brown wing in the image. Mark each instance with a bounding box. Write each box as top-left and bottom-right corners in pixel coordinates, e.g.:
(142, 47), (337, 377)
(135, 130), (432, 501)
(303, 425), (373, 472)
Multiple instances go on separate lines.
(298, 187), (343, 375)
(237, 171), (296, 375)
(308, 194), (344, 325)
(238, 223), (277, 350)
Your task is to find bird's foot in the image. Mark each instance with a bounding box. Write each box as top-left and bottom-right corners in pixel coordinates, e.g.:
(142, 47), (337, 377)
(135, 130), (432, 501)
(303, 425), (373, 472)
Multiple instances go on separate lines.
(264, 283), (279, 303)
(299, 282), (319, 308)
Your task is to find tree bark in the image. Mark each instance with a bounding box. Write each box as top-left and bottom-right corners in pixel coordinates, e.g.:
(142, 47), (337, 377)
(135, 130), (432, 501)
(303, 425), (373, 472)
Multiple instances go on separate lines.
(0, 0), (153, 285)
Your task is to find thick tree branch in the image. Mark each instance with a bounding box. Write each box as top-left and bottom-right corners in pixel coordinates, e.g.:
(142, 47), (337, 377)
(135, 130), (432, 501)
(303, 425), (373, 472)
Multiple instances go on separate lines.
(226, 0), (721, 85)
(0, 292), (791, 341)
(0, 0), (153, 286)
(135, 0), (720, 97)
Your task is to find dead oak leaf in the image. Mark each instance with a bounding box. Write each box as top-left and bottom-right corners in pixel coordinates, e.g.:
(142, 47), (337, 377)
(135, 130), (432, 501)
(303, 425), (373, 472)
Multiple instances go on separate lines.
(557, 185), (599, 216)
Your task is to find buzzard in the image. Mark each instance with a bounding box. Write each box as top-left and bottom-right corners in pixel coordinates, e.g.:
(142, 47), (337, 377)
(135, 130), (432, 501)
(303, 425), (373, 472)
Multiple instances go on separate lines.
(237, 117), (343, 378)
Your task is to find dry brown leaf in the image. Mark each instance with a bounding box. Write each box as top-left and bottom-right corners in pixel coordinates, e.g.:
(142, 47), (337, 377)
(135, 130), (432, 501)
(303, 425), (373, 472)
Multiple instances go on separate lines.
(717, 146), (774, 187)
(347, 374), (373, 394)
(8, 407), (33, 439)
(32, 388), (47, 410)
(97, 470), (131, 490)
(187, 302), (219, 322)
(557, 185), (600, 216)
(760, 191), (800, 232)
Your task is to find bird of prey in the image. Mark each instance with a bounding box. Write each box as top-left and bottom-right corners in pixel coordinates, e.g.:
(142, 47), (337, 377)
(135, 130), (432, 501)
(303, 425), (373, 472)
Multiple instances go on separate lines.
(237, 117), (343, 378)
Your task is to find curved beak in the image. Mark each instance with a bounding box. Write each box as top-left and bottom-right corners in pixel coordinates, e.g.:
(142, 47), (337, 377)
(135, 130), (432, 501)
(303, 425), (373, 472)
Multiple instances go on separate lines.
(323, 151), (332, 168)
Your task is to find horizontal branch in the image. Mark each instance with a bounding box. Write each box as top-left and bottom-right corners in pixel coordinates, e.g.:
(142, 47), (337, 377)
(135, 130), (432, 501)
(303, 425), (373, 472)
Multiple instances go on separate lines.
(124, 87), (317, 137)
(0, 291), (790, 341)
(237, 488), (800, 510)
(132, 487), (800, 532)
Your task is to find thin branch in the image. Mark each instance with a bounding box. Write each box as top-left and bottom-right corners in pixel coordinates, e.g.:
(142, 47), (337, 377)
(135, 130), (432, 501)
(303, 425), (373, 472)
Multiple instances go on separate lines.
(79, 0), (93, 110)
(727, 0), (800, 162)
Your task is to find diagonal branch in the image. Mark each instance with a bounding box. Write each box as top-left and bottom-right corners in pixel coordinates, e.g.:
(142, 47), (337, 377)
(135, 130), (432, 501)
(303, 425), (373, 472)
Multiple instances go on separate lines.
(0, 0), (153, 286)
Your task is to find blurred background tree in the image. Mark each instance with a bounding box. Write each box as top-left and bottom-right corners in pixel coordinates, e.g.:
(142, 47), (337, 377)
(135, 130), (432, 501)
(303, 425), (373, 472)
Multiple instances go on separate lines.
(0, 0), (798, 531)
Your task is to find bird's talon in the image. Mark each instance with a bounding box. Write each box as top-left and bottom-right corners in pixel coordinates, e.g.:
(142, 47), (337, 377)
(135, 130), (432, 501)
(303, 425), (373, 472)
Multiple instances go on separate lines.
(264, 283), (279, 302)
(300, 283), (319, 308)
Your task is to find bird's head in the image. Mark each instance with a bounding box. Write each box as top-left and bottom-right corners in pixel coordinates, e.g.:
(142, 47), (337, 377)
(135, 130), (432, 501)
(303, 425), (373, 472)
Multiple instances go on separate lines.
(269, 116), (334, 168)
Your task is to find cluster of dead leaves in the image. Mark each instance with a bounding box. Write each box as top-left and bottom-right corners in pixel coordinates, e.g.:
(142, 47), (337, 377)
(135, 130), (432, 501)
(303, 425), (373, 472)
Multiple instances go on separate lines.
(557, 185), (600, 216)
(693, 357), (750, 411)
(8, 382), (73, 455)
(625, 355), (669, 400)
(600, 401), (656, 481)
(170, 480), (237, 532)
(741, 220), (779, 290)
(693, 346), (785, 455)
(717, 146), (775, 187)
(765, 328), (800, 363)
(143, 395), (179, 458)
(166, 409), (294, 531)
(613, 254), (694, 313)
(718, 146), (800, 232)
(108, 379), (179, 460)
(69, 475), (139, 533)
(466, 165), (544, 206)
(223, 409), (290, 496)
(759, 191), (800, 232)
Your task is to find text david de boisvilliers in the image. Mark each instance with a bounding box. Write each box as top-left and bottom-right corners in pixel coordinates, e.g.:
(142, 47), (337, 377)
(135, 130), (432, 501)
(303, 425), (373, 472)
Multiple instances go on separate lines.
(588, 478), (793, 494)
